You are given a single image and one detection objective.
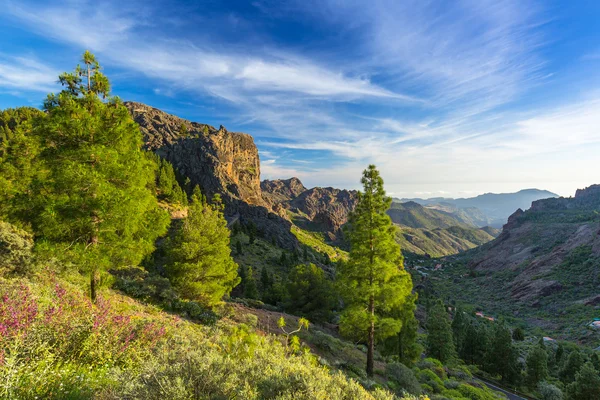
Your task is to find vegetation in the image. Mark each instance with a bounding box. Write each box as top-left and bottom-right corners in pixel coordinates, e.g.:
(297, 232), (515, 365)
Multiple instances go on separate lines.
(165, 194), (240, 307)
(338, 165), (413, 377)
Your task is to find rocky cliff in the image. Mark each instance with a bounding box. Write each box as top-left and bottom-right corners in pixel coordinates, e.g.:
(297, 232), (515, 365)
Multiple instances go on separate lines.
(125, 102), (297, 249)
(261, 178), (358, 242)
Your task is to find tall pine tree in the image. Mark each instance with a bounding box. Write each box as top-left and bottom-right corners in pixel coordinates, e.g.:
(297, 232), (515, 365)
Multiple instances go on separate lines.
(31, 52), (169, 300)
(338, 165), (412, 377)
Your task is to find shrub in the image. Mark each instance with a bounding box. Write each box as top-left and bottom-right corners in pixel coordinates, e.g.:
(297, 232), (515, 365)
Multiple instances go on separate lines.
(0, 220), (33, 276)
(386, 362), (422, 395)
(0, 278), (166, 399)
(538, 381), (563, 400)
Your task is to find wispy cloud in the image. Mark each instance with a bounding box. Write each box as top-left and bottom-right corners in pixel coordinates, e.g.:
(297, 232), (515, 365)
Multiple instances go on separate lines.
(0, 55), (59, 92)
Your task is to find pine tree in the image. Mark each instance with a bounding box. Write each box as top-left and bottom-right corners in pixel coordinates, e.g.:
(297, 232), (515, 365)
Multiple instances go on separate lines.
(279, 251), (287, 266)
(32, 52), (169, 300)
(452, 307), (468, 354)
(460, 321), (489, 366)
(243, 266), (259, 299)
(486, 324), (520, 384)
(560, 351), (585, 384)
(426, 300), (457, 363)
(396, 293), (421, 366)
(512, 327), (525, 341)
(285, 263), (336, 322)
(236, 240), (243, 255)
(337, 165), (412, 377)
(526, 344), (549, 387)
(260, 267), (272, 291)
(567, 362), (600, 400)
(165, 193), (240, 307)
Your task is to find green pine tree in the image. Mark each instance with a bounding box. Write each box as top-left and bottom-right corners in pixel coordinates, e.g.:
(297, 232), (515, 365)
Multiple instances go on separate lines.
(243, 266), (259, 299)
(337, 165), (412, 377)
(426, 300), (457, 363)
(396, 293), (421, 366)
(165, 194), (240, 307)
(485, 324), (520, 384)
(526, 344), (549, 387)
(567, 362), (600, 400)
(560, 351), (585, 384)
(512, 327), (525, 341)
(284, 263), (336, 322)
(32, 52), (169, 301)
(452, 307), (468, 354)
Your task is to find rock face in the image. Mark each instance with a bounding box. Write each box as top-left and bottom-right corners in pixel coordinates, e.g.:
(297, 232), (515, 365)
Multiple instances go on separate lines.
(125, 102), (297, 249)
(126, 102), (264, 206)
(261, 178), (358, 242)
(467, 184), (600, 302)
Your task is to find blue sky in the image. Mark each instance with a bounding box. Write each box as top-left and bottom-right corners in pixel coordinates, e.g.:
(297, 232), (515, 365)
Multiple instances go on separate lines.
(1, 0), (600, 198)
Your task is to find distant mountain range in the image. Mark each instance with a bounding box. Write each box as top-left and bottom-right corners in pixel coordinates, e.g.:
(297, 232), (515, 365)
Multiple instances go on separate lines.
(395, 189), (558, 228)
(431, 184), (600, 342)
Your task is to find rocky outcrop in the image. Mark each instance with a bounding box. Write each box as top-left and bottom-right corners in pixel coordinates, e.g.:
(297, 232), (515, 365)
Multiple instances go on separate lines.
(261, 178), (358, 242)
(261, 178), (307, 207)
(126, 102), (264, 206)
(291, 187), (358, 238)
(126, 102), (298, 249)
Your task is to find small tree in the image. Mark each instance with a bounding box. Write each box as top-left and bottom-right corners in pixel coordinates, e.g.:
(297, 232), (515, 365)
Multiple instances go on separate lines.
(426, 300), (457, 363)
(278, 316), (309, 353)
(513, 327), (525, 341)
(243, 266), (259, 299)
(165, 195), (240, 307)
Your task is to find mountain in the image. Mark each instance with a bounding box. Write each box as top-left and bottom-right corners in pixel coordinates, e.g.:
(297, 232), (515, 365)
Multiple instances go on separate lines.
(125, 102), (298, 250)
(397, 189), (559, 228)
(261, 181), (497, 257)
(261, 178), (357, 242)
(428, 185), (600, 342)
(387, 202), (497, 257)
(126, 102), (499, 259)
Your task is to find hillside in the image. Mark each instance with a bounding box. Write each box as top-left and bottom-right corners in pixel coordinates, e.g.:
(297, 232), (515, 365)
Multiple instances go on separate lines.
(426, 185), (600, 342)
(388, 201), (497, 257)
(262, 180), (497, 257)
(398, 189), (558, 228)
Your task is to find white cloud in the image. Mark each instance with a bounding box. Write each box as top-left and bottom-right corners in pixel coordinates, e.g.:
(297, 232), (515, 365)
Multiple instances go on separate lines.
(0, 55), (59, 92)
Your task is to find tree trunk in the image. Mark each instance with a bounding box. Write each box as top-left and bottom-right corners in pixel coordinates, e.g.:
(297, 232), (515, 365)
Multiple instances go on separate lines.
(90, 268), (99, 303)
(367, 294), (375, 377)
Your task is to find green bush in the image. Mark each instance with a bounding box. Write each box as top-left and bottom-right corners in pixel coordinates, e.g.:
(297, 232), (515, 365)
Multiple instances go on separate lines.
(386, 362), (422, 395)
(0, 220), (33, 276)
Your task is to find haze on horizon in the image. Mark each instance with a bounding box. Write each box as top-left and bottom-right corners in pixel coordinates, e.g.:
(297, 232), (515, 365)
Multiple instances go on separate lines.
(1, 0), (599, 198)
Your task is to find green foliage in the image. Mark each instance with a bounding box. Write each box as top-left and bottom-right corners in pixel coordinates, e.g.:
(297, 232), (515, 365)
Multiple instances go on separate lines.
(485, 324), (520, 384)
(526, 344), (549, 387)
(566, 362), (600, 400)
(165, 197), (240, 307)
(243, 265), (259, 299)
(513, 327), (525, 341)
(156, 158), (187, 206)
(559, 350), (585, 384)
(538, 381), (564, 400)
(426, 300), (457, 364)
(0, 107), (44, 223)
(30, 53), (169, 296)
(0, 220), (33, 276)
(284, 263), (336, 322)
(386, 362), (422, 395)
(338, 165), (413, 376)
